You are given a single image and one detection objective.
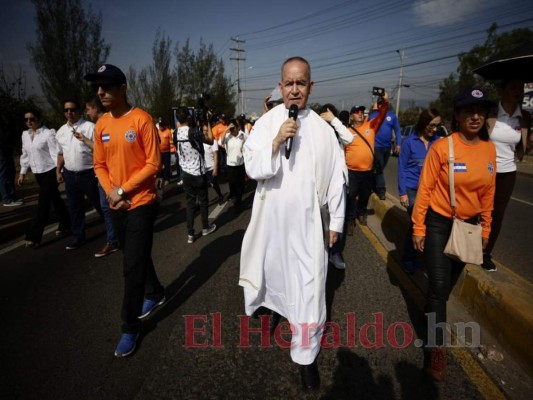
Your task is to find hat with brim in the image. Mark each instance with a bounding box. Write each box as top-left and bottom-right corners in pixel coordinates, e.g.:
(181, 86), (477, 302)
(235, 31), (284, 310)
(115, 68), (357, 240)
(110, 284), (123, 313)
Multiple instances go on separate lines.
(350, 105), (366, 114)
(84, 64), (127, 84)
(454, 88), (496, 110)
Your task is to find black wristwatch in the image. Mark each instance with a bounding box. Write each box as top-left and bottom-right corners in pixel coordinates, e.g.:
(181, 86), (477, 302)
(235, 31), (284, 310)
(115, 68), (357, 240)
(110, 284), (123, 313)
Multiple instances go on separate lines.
(117, 187), (126, 198)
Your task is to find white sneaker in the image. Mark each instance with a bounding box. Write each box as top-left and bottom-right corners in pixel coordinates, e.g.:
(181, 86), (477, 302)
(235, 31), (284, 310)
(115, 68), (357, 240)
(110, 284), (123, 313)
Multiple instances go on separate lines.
(330, 253), (346, 270)
(202, 224), (216, 236)
(187, 234), (194, 244)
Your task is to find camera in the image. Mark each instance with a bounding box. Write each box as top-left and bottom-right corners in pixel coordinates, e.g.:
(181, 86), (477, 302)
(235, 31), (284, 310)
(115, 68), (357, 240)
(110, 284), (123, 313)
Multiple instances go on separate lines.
(372, 86), (385, 98)
(195, 93), (214, 123)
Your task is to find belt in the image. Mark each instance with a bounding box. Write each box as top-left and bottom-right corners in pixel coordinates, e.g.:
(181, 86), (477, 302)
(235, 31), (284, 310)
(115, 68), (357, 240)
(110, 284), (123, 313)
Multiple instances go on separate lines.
(64, 168), (95, 175)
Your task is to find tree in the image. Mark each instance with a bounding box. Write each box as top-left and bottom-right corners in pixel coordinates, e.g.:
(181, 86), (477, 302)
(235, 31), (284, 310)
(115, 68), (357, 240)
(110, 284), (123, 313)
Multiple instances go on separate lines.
(138, 30), (177, 122)
(27, 0), (110, 118)
(175, 39), (236, 117)
(432, 24), (533, 123)
(0, 66), (39, 153)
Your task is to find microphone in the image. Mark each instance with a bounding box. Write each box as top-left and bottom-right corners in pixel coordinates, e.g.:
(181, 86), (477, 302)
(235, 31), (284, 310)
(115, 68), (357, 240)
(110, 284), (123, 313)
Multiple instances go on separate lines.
(286, 104), (298, 159)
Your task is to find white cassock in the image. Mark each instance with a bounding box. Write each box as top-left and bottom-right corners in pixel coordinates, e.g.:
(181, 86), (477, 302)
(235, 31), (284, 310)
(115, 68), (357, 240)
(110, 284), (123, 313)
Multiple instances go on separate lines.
(239, 104), (346, 365)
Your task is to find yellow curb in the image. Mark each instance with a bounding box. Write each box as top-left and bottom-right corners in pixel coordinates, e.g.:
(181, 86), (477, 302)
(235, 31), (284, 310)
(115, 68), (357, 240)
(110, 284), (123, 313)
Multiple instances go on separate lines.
(360, 223), (506, 399)
(369, 193), (533, 377)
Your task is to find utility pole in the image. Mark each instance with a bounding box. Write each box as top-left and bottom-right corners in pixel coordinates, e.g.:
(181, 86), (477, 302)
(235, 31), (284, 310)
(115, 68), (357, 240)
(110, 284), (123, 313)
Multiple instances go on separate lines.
(230, 37), (246, 115)
(395, 49), (405, 113)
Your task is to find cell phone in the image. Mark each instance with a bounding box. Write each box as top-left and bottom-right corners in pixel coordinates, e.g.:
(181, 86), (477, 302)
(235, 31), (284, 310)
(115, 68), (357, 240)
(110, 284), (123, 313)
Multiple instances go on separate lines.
(372, 87), (385, 97)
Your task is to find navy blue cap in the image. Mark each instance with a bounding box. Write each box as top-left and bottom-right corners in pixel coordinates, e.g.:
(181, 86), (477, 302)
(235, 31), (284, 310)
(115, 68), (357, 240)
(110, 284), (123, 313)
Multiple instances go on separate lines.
(454, 88), (496, 110)
(350, 105), (366, 114)
(84, 64), (127, 84)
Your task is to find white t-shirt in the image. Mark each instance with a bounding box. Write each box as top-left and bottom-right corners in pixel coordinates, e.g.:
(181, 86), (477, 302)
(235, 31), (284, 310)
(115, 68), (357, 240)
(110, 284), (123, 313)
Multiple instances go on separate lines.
(203, 140), (219, 171)
(490, 102), (522, 173)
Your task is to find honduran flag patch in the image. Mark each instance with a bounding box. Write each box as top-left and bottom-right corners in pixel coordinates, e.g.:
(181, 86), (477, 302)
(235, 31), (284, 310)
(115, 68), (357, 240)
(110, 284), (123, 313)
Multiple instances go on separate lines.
(102, 133), (110, 142)
(454, 163), (467, 172)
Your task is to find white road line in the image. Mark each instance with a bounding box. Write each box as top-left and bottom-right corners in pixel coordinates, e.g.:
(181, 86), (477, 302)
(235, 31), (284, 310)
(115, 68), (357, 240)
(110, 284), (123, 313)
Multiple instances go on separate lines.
(0, 209), (98, 256)
(209, 202), (227, 221)
(511, 196), (533, 207)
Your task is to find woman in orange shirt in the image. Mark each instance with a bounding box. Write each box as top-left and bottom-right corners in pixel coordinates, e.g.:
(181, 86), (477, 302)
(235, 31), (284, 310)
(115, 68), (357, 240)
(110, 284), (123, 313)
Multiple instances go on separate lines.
(412, 89), (496, 382)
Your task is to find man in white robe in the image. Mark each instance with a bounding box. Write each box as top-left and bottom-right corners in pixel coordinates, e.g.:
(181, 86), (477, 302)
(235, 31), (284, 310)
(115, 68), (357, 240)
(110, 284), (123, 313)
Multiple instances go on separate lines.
(239, 57), (346, 390)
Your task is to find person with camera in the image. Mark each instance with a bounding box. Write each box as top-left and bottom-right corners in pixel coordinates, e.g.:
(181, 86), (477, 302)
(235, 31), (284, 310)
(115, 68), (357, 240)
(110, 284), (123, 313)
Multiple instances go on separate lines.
(368, 89), (402, 200)
(344, 91), (389, 233)
(175, 107), (217, 244)
(412, 89), (496, 381)
(219, 118), (248, 210)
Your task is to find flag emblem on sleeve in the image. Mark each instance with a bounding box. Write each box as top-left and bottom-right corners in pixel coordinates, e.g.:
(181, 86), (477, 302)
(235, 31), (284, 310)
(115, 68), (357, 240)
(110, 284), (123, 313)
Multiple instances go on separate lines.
(454, 163), (467, 172)
(102, 133), (110, 142)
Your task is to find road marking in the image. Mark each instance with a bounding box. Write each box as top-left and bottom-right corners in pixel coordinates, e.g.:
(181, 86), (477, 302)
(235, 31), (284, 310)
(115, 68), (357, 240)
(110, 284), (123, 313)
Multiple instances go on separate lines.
(359, 224), (506, 400)
(209, 201), (227, 221)
(511, 196), (533, 207)
(0, 210), (98, 256)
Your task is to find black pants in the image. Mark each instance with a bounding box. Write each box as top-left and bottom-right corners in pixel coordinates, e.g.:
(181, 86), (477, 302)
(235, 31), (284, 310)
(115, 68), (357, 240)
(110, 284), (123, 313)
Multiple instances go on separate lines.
(347, 170), (373, 220)
(423, 208), (476, 346)
(63, 168), (103, 243)
(26, 168), (70, 243)
(227, 164), (245, 205)
(485, 171), (516, 255)
(183, 172), (209, 235)
(112, 203), (164, 333)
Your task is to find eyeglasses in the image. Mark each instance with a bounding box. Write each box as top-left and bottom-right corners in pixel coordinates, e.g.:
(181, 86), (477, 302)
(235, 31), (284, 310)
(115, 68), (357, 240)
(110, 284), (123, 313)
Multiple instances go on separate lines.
(428, 123), (441, 129)
(24, 117), (36, 122)
(64, 108), (78, 113)
(91, 82), (117, 92)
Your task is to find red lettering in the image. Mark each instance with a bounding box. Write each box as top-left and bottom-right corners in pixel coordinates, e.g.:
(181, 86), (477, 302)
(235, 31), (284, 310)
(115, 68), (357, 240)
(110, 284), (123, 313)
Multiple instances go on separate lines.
(183, 315), (208, 348)
(238, 315), (272, 348)
(359, 312), (385, 348)
(387, 322), (413, 349)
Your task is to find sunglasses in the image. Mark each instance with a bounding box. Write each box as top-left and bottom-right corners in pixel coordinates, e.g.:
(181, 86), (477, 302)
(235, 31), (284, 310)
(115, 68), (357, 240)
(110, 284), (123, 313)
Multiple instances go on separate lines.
(24, 117), (36, 122)
(64, 108), (78, 113)
(91, 82), (117, 91)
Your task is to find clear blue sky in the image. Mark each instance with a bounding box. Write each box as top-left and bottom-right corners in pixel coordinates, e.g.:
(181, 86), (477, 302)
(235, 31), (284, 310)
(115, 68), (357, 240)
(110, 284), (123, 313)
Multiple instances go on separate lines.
(1, 0), (532, 116)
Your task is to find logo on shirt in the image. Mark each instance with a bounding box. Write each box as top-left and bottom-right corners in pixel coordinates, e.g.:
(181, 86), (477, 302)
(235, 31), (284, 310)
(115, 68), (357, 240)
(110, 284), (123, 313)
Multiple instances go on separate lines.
(125, 130), (136, 143)
(365, 129), (370, 135)
(487, 161), (494, 175)
(454, 163), (467, 173)
(102, 133), (110, 142)
(471, 89), (483, 98)
(386, 116), (392, 122)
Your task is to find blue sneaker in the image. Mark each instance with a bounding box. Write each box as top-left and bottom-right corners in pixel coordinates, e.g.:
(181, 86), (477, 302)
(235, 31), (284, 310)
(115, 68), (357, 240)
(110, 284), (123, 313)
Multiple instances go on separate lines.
(114, 333), (139, 357)
(139, 296), (166, 320)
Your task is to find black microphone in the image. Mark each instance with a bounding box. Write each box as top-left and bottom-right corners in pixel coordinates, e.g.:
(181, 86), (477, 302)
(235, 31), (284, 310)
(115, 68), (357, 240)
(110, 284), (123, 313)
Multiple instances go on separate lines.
(286, 104), (298, 159)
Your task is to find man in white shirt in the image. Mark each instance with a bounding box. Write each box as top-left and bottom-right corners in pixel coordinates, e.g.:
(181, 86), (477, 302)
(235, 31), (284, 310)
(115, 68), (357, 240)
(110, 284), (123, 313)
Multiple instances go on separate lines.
(56, 99), (103, 250)
(239, 57), (345, 391)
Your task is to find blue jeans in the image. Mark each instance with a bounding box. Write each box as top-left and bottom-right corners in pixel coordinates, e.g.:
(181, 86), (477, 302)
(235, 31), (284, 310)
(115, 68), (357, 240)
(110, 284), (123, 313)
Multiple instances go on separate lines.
(99, 183), (119, 245)
(63, 168), (102, 242)
(402, 187), (418, 262)
(160, 152), (171, 181)
(374, 147), (391, 194)
(206, 169), (222, 197)
(0, 147), (17, 203)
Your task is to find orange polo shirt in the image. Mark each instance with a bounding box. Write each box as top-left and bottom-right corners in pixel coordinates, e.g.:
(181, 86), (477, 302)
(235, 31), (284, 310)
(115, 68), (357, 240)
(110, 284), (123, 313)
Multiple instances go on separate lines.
(93, 108), (161, 210)
(412, 132), (496, 238)
(344, 101), (388, 171)
(158, 127), (172, 153)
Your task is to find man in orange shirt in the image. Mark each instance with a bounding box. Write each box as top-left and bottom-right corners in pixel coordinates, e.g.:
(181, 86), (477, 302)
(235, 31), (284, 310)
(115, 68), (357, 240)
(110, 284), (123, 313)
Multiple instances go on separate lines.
(344, 92), (389, 233)
(158, 119), (172, 185)
(85, 64), (165, 357)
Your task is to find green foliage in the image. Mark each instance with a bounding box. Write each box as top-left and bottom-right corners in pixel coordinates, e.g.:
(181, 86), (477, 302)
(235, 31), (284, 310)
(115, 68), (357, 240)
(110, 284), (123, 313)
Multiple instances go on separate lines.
(27, 0), (110, 120)
(433, 24), (533, 124)
(0, 67), (39, 152)
(398, 104), (424, 127)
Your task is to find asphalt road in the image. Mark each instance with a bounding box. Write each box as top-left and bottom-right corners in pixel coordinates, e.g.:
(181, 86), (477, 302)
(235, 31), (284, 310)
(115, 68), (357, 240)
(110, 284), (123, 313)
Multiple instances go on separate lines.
(0, 181), (494, 399)
(382, 157), (533, 283)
